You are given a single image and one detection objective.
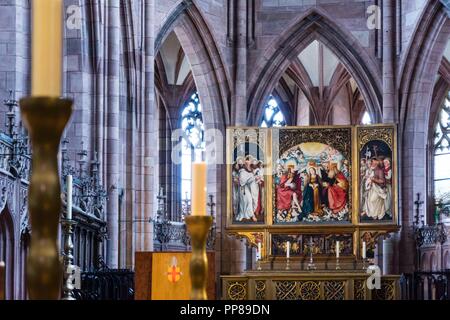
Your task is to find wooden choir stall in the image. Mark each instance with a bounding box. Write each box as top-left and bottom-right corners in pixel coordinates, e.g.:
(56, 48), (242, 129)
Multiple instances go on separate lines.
(0, 262), (4, 300)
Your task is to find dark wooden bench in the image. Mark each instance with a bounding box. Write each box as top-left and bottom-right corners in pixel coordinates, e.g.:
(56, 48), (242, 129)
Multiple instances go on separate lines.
(0, 261), (5, 300)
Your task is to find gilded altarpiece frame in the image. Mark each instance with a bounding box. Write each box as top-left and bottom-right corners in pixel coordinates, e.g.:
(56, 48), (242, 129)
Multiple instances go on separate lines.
(226, 125), (399, 260)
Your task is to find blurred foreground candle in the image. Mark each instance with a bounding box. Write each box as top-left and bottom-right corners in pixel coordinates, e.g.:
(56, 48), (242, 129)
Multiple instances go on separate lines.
(191, 162), (207, 216)
(286, 241), (290, 259)
(336, 241), (340, 258)
(66, 175), (73, 220)
(32, 0), (63, 97)
(362, 241), (367, 259)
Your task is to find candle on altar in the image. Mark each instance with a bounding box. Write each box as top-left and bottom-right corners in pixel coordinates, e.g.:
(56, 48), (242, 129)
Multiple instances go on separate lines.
(191, 162), (207, 216)
(336, 241), (340, 258)
(362, 241), (367, 259)
(286, 241), (290, 259)
(257, 242), (261, 260)
(32, 0), (63, 97)
(66, 175), (73, 220)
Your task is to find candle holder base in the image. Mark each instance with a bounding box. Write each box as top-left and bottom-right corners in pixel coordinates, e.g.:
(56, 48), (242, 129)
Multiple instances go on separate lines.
(256, 259), (262, 271)
(285, 258), (290, 271)
(20, 97), (72, 300)
(185, 215), (213, 300)
(362, 258), (367, 270)
(335, 258), (341, 270)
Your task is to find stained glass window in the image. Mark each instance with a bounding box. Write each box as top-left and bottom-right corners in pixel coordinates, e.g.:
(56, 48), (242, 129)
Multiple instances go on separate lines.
(362, 111), (372, 125)
(181, 92), (205, 203)
(434, 95), (450, 199)
(260, 95), (286, 128)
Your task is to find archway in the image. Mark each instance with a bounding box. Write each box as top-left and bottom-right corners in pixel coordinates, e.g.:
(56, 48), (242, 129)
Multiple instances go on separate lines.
(0, 208), (14, 300)
(247, 9), (382, 126)
(397, 0), (450, 273)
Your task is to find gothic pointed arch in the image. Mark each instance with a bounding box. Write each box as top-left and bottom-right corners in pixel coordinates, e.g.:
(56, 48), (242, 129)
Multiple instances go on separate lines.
(247, 8), (382, 126)
(396, 0), (450, 273)
(155, 0), (231, 129)
(0, 206), (14, 300)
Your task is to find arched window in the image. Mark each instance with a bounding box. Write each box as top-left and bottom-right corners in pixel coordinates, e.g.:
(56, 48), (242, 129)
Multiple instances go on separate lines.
(181, 92), (205, 204)
(361, 111), (372, 125)
(434, 97), (450, 201)
(260, 95), (286, 127)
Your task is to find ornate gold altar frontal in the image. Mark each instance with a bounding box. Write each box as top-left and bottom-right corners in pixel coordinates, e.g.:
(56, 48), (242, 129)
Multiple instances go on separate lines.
(226, 125), (399, 261)
(221, 272), (400, 300)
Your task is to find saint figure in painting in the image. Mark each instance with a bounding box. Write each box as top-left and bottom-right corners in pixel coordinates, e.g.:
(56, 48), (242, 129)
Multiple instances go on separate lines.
(363, 158), (388, 219)
(276, 167), (303, 214)
(326, 163), (349, 214)
(235, 155), (262, 222)
(383, 158), (392, 214)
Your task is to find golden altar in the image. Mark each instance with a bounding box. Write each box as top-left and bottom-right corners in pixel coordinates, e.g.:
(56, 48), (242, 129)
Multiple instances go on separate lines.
(223, 125), (401, 301)
(221, 270), (400, 300)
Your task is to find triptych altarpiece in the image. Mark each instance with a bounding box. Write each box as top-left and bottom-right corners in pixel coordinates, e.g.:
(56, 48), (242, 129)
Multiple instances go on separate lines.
(226, 125), (399, 261)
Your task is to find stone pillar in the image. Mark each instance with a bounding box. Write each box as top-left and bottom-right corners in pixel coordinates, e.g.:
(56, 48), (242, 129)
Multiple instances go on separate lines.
(142, 0), (156, 252)
(106, 1), (120, 268)
(383, 237), (396, 274)
(382, 0), (396, 123)
(233, 0), (247, 126)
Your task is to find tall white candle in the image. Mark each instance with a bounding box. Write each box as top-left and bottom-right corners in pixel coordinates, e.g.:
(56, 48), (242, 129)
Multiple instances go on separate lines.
(336, 241), (340, 258)
(191, 162), (207, 215)
(32, 0), (63, 97)
(66, 175), (73, 220)
(257, 242), (262, 261)
(362, 241), (367, 259)
(286, 241), (290, 259)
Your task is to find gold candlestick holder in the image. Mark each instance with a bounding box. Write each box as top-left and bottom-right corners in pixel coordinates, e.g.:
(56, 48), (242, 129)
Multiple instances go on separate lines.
(185, 215), (213, 300)
(20, 97), (72, 300)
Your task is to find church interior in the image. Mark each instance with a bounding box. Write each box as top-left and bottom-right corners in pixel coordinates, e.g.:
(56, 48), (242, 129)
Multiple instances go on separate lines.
(0, 0), (450, 302)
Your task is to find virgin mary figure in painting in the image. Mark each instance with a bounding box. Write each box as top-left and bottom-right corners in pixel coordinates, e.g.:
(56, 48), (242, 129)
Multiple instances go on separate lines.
(302, 164), (322, 216)
(363, 157), (388, 219)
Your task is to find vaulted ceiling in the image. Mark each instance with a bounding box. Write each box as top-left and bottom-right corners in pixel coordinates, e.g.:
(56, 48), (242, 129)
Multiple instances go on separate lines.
(274, 40), (366, 125)
(157, 32), (191, 86)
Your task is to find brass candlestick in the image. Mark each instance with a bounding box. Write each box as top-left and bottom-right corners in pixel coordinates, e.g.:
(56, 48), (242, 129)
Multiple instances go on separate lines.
(20, 97), (72, 300)
(61, 219), (77, 300)
(185, 215), (213, 300)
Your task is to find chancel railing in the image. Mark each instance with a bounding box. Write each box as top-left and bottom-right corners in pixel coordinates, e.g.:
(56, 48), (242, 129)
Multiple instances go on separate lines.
(153, 188), (217, 251)
(401, 271), (450, 300)
(60, 139), (108, 272)
(73, 263), (134, 300)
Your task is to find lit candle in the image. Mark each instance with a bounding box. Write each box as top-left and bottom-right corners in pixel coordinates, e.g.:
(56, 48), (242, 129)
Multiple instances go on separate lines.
(191, 162), (207, 215)
(66, 175), (73, 220)
(32, 0), (63, 97)
(336, 241), (340, 258)
(362, 241), (367, 259)
(257, 242), (262, 261)
(286, 241), (290, 259)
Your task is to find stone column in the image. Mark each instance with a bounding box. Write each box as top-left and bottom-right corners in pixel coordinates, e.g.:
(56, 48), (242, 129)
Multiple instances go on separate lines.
(382, 0), (396, 123)
(106, 1), (120, 268)
(142, 0), (156, 252)
(233, 0), (248, 126)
